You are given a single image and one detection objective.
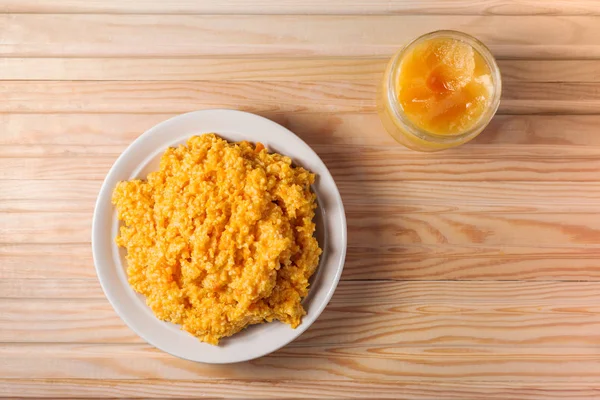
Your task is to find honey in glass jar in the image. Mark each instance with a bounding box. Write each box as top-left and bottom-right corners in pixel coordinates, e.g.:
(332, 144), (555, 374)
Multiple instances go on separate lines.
(378, 31), (501, 151)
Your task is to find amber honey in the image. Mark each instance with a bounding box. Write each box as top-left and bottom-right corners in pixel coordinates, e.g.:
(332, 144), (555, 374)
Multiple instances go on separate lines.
(378, 31), (501, 151)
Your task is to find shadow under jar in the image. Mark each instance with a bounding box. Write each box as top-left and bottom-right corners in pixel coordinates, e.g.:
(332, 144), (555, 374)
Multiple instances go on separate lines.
(378, 30), (502, 152)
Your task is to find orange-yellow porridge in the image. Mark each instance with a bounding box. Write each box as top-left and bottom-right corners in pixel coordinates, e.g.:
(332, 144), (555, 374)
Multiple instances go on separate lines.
(112, 134), (322, 345)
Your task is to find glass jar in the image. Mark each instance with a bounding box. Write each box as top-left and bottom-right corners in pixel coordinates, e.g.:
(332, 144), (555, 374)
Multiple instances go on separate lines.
(378, 30), (502, 152)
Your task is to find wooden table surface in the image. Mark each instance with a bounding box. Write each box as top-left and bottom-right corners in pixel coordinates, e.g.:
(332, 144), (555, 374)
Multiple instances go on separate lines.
(2, 1), (600, 399)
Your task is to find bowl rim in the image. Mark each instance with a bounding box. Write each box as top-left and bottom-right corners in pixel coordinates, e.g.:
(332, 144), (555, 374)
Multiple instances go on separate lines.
(91, 109), (347, 363)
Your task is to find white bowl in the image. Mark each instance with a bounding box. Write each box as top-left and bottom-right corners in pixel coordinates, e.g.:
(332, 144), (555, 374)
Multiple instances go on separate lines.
(92, 109), (347, 363)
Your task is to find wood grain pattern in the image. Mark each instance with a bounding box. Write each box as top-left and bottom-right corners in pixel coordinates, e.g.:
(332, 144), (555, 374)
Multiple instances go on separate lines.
(5, 179), (600, 207)
(3, 113), (600, 147)
(2, 281), (600, 348)
(2, 59), (600, 82)
(3, 242), (600, 281)
(6, 279), (600, 302)
(3, 15), (600, 58)
(3, 207), (600, 246)
(344, 245), (600, 281)
(5, 141), (600, 159)
(6, 149), (600, 182)
(2, 3), (600, 399)
(3, 81), (600, 115)
(4, 239), (600, 281)
(1, 379), (599, 400)
(3, 343), (600, 381)
(3, 80), (600, 115)
(3, 0), (600, 15)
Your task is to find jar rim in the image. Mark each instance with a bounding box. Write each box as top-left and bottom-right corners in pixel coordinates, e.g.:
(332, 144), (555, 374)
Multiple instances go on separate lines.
(385, 30), (502, 144)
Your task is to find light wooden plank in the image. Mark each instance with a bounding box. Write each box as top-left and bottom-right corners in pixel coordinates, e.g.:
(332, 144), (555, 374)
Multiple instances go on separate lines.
(344, 245), (600, 281)
(3, 206), (600, 245)
(2, 15), (600, 58)
(3, 113), (600, 148)
(0, 58), (386, 81)
(0, 145), (129, 158)
(345, 209), (600, 247)
(0, 279), (102, 299)
(6, 142), (600, 159)
(0, 180), (100, 200)
(3, 179), (600, 203)
(5, 179), (600, 205)
(0, 300), (137, 344)
(319, 147), (600, 182)
(4, 149), (600, 181)
(0, 158), (113, 180)
(0, 199), (94, 213)
(0, 379), (597, 400)
(0, 212), (92, 243)
(1, 81), (599, 114)
(498, 60), (600, 83)
(0, 113), (167, 145)
(8, 196), (600, 215)
(0, 244), (94, 279)
(2, 343), (600, 381)
(3, 242), (600, 281)
(2, 282), (600, 346)
(0, 81), (375, 114)
(2, 0), (600, 15)
(6, 279), (600, 302)
(473, 115), (600, 146)
(337, 180), (600, 205)
(5, 187), (600, 214)
(2, 59), (599, 82)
